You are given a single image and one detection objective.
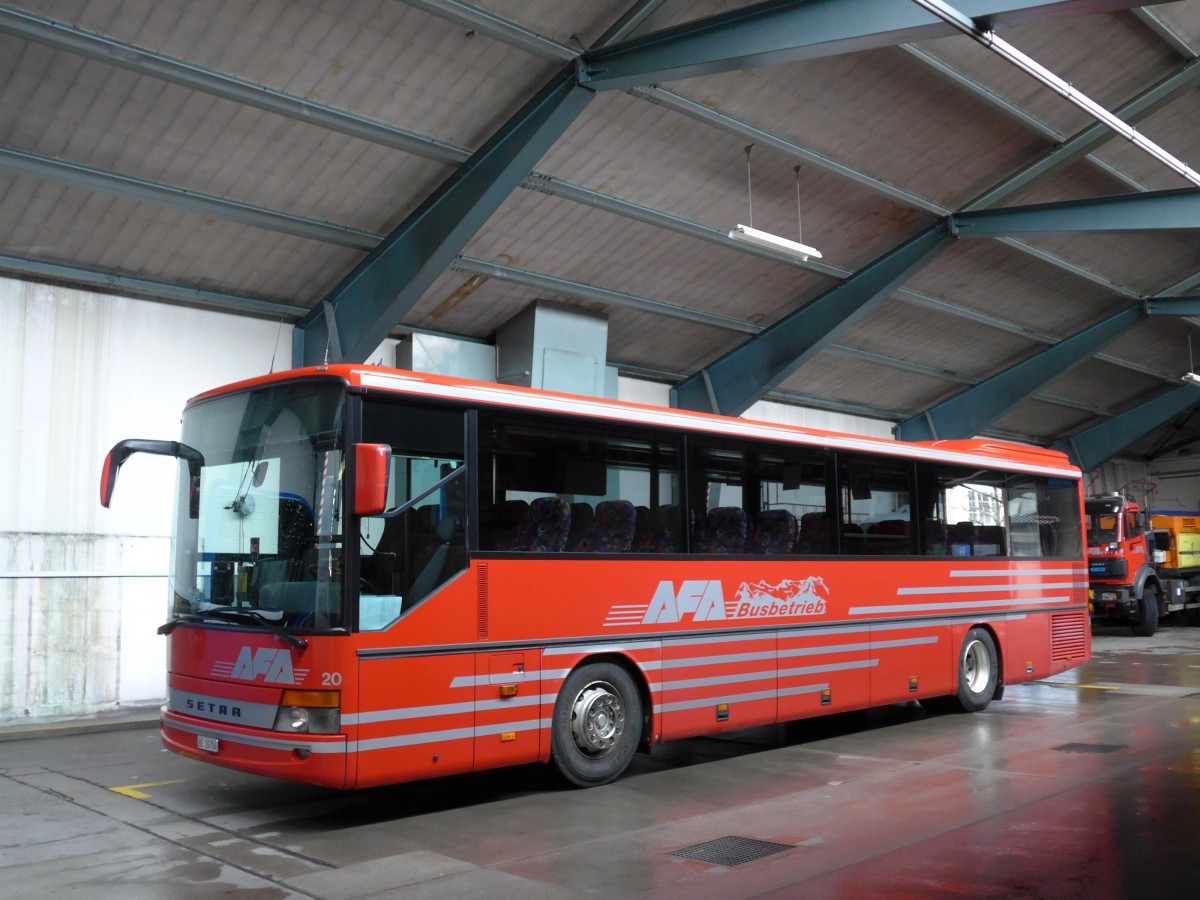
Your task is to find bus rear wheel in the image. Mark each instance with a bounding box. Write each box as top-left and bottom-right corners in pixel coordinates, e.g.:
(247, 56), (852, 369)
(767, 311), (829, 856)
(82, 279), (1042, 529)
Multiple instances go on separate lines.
(551, 662), (641, 788)
(951, 627), (999, 713)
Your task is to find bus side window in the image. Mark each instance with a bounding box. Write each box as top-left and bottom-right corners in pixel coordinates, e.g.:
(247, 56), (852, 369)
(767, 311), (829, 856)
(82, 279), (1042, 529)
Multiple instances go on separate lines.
(478, 413), (681, 554)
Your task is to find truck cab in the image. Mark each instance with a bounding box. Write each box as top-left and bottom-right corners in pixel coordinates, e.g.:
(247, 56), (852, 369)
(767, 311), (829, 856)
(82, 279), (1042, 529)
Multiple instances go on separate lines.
(1086, 494), (1159, 635)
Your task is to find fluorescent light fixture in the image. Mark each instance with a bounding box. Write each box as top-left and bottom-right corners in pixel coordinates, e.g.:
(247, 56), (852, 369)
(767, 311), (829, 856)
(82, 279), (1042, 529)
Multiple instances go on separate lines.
(729, 224), (822, 262)
(1182, 372), (1200, 387)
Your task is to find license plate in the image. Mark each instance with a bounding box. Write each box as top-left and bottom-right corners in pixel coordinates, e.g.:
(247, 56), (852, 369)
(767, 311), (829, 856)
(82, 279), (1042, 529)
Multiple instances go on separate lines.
(197, 735), (220, 753)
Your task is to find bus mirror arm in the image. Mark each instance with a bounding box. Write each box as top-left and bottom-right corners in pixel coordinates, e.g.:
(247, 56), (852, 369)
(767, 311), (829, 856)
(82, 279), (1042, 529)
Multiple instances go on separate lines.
(376, 465), (465, 520)
(101, 439), (204, 508)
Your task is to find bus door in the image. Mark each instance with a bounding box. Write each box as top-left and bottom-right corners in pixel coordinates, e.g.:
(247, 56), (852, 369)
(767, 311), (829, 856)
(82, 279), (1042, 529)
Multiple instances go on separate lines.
(473, 650), (542, 769)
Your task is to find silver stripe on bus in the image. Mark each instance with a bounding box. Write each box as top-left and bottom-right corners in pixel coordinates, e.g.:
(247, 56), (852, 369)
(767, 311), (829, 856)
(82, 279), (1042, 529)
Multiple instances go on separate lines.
(655, 682), (830, 714)
(351, 718), (551, 753)
(542, 640), (661, 657)
(950, 569), (1085, 578)
(344, 693), (554, 726)
(662, 659), (878, 692)
(853, 596), (1072, 614)
(165, 717), (344, 754)
(898, 582), (1078, 595)
(660, 635), (937, 671)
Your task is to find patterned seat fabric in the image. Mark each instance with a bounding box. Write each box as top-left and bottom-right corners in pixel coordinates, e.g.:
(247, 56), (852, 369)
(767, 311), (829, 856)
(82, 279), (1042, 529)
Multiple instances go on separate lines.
(566, 503), (596, 551)
(632, 504), (688, 552)
(750, 509), (797, 554)
(632, 506), (654, 552)
(573, 499), (636, 552)
(524, 496), (571, 552)
(693, 507), (748, 554)
(797, 511), (832, 554)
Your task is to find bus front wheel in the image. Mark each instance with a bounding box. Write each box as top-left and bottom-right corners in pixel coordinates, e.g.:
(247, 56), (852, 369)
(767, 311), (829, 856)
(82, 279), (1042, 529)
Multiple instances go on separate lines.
(551, 662), (642, 788)
(951, 627), (999, 713)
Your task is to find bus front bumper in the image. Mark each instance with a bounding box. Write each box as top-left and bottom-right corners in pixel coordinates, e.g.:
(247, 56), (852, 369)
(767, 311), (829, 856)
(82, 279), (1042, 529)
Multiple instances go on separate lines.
(161, 708), (348, 789)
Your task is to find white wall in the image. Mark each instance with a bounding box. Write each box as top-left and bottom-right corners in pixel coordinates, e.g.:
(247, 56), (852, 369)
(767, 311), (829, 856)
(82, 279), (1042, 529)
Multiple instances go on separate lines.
(0, 277), (289, 720)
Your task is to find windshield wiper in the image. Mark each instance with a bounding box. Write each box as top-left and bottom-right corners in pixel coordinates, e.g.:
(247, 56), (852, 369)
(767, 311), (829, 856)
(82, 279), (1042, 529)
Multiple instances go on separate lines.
(158, 608), (308, 650)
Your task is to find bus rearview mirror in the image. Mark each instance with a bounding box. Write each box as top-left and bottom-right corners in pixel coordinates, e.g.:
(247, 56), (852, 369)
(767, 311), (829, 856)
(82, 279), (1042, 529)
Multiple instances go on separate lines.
(355, 443), (392, 516)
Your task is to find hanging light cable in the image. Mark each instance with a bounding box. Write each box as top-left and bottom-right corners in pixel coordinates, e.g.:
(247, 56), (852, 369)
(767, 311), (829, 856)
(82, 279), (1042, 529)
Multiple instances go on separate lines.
(729, 145), (822, 261)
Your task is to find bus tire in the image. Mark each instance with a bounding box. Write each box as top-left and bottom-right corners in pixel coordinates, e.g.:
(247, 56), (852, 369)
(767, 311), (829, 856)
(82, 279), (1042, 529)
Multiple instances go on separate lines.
(1132, 585), (1159, 637)
(952, 627), (999, 713)
(550, 662), (641, 788)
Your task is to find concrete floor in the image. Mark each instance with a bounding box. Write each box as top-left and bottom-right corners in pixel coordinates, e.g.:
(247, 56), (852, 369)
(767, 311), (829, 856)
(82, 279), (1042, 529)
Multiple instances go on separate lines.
(3, 627), (1200, 899)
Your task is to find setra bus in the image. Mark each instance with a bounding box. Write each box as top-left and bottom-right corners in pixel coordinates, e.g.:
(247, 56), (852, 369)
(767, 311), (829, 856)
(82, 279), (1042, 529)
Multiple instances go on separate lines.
(101, 365), (1090, 789)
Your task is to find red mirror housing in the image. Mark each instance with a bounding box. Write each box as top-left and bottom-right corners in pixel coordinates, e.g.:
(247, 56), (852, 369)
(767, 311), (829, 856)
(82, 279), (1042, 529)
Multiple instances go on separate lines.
(355, 443), (391, 516)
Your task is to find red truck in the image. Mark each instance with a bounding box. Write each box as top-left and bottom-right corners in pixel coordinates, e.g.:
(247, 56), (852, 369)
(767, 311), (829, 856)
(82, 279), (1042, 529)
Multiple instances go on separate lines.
(1086, 493), (1200, 635)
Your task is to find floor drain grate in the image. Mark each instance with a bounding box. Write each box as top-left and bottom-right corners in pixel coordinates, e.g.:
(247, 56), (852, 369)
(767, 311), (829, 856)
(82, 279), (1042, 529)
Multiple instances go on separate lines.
(1053, 742), (1127, 754)
(668, 835), (794, 867)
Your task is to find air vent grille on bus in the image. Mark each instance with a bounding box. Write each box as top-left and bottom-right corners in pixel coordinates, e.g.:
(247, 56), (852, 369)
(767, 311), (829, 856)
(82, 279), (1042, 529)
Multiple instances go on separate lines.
(1051, 611), (1087, 661)
(477, 563), (489, 640)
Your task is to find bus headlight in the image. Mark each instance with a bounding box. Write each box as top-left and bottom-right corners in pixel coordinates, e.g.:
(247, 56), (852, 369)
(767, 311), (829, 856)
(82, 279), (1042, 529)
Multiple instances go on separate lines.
(273, 690), (340, 735)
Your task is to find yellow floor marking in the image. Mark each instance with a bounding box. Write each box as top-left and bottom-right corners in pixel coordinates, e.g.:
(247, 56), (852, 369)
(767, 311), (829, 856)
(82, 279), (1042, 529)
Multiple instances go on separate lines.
(109, 779), (184, 800)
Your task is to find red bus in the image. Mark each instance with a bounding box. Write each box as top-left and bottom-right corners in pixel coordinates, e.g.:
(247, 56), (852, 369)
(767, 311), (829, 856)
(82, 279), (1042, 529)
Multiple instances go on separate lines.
(101, 365), (1090, 790)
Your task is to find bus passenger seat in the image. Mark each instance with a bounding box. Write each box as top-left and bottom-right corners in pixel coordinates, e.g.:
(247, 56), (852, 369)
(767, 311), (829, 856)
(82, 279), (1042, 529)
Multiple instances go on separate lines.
(644, 504), (688, 553)
(483, 499), (529, 550)
(750, 509), (797, 554)
(694, 507), (748, 554)
(565, 503), (595, 551)
(798, 511), (832, 554)
(632, 505), (653, 551)
(922, 520), (947, 555)
(573, 499), (636, 552)
(526, 496), (571, 552)
(407, 517), (458, 608)
(975, 525), (1006, 557)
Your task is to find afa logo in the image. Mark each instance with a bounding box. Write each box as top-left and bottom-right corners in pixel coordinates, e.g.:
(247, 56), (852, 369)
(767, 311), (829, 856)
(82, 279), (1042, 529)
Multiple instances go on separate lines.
(604, 577), (830, 626)
(211, 647), (309, 685)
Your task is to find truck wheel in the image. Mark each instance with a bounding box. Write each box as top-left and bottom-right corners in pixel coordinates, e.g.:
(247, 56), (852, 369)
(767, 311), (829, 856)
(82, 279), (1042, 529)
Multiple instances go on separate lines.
(1132, 585), (1159, 637)
(550, 662), (642, 788)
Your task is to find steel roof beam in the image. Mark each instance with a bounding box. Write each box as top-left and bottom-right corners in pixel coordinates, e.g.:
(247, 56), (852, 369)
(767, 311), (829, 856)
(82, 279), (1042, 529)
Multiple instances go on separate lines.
(577, 0), (1149, 92)
(1052, 385), (1200, 471)
(0, 147), (382, 250)
(0, 253), (307, 319)
(451, 256), (761, 333)
(296, 65), (593, 365)
(6, 1), (1171, 351)
(963, 57), (1200, 211)
(894, 305), (1146, 441)
(456, 253), (1112, 416)
(1133, 6), (1198, 59)
(953, 188), (1200, 235)
(0, 5), (470, 166)
(398, 0), (576, 60)
(672, 222), (955, 416)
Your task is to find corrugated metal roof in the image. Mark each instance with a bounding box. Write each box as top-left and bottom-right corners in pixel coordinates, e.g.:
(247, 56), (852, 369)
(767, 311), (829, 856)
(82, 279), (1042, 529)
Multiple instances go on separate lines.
(2, 0), (1200, 463)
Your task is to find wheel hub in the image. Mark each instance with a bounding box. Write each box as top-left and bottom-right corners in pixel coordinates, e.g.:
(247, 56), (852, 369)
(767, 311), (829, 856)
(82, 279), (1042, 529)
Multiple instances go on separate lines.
(570, 682), (625, 757)
(963, 639), (991, 693)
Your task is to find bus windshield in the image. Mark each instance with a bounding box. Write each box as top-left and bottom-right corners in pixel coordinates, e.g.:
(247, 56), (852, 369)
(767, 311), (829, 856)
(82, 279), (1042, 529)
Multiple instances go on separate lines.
(169, 381), (346, 631)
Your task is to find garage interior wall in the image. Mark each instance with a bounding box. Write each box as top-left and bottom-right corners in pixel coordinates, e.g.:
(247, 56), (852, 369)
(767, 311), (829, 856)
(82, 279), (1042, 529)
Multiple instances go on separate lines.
(1, 275), (291, 721)
(2, 274), (1197, 721)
